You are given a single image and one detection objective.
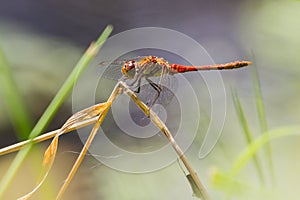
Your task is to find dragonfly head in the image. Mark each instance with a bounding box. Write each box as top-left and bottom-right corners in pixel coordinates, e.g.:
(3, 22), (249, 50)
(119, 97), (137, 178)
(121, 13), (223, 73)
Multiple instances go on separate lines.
(122, 60), (136, 79)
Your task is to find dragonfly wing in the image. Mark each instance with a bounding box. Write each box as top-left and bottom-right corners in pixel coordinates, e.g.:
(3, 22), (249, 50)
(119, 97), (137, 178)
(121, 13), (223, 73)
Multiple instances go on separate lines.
(99, 56), (148, 81)
(159, 73), (178, 105)
(134, 73), (177, 107)
(99, 61), (124, 81)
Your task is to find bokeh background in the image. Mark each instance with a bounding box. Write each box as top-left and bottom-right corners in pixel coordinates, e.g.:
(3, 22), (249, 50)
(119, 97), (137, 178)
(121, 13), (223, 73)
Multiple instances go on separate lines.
(0, 0), (299, 199)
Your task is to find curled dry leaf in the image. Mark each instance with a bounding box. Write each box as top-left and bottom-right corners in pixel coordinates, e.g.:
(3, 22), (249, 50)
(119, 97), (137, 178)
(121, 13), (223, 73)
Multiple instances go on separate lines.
(17, 132), (59, 200)
(17, 103), (107, 199)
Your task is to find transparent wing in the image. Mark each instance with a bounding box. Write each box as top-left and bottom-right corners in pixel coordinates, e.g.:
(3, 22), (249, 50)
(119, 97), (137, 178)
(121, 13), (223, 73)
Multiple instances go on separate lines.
(99, 56), (147, 81)
(99, 61), (124, 81)
(134, 64), (178, 107)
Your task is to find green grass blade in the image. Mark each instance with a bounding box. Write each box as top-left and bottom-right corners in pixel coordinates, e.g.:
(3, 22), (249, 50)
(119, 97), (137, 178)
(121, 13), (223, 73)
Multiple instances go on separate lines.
(232, 90), (265, 183)
(0, 25), (113, 198)
(0, 45), (33, 139)
(251, 62), (275, 184)
(228, 125), (300, 177)
(213, 126), (300, 199)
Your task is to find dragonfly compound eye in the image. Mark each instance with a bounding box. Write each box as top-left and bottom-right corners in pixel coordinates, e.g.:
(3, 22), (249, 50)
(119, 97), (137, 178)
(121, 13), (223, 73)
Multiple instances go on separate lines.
(122, 60), (136, 78)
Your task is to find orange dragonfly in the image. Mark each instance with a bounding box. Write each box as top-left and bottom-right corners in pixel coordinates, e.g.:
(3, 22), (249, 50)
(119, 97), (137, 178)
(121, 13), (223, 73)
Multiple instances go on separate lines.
(101, 55), (251, 106)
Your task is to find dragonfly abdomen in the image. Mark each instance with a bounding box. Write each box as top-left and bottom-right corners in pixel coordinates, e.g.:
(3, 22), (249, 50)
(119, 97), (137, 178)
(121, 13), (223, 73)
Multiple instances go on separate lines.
(169, 61), (251, 73)
(169, 64), (198, 73)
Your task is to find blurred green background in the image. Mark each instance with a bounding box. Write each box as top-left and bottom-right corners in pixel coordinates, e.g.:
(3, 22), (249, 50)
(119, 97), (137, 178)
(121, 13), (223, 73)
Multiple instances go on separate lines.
(0, 0), (300, 199)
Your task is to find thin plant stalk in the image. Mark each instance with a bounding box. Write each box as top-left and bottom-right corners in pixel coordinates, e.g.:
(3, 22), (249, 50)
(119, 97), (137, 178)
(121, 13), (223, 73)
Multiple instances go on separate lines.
(0, 45), (33, 139)
(56, 83), (122, 200)
(251, 64), (275, 184)
(0, 116), (98, 156)
(232, 90), (265, 184)
(120, 81), (210, 200)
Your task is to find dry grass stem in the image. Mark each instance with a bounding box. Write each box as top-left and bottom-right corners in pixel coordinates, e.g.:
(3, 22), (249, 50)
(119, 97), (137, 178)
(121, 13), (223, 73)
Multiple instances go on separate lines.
(1, 81), (209, 200)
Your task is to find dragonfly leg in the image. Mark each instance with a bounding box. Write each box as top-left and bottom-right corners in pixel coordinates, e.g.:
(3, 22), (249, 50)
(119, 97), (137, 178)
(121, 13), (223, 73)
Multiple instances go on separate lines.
(145, 77), (162, 107)
(133, 76), (142, 93)
(119, 76), (128, 82)
(128, 71), (144, 87)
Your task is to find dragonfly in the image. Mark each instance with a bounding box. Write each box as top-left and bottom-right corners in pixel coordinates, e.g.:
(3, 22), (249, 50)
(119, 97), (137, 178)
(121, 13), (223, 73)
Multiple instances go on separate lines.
(101, 56), (251, 107)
